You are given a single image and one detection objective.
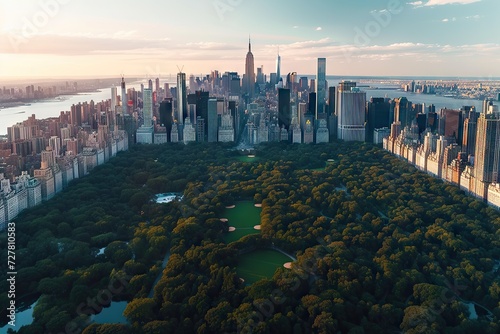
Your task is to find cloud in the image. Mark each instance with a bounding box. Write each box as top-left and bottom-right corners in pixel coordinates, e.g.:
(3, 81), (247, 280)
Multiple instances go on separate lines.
(0, 31), (240, 56)
(271, 39), (500, 64)
(409, 0), (481, 6)
(425, 0), (481, 5)
(441, 17), (457, 22)
(184, 42), (239, 50)
(284, 38), (332, 50)
(2, 31), (499, 75)
(316, 27), (322, 31)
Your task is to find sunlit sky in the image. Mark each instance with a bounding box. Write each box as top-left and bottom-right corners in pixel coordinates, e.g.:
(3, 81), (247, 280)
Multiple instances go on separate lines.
(0, 0), (499, 79)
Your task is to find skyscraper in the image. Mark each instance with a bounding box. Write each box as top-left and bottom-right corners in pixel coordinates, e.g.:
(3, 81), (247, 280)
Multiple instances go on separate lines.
(270, 73), (277, 86)
(244, 37), (255, 98)
(278, 88), (291, 131)
(183, 118), (196, 144)
(366, 97), (391, 143)
(136, 88), (154, 144)
(299, 77), (309, 91)
(462, 108), (478, 157)
(189, 75), (197, 93)
(159, 98), (173, 141)
(176, 72), (187, 124)
(188, 91), (209, 141)
(111, 85), (117, 113)
(474, 112), (500, 183)
(316, 58), (326, 119)
(394, 97), (413, 129)
(143, 88), (153, 127)
(207, 98), (218, 142)
(308, 92), (316, 115)
(315, 119), (329, 143)
(286, 72), (297, 92)
(483, 99), (494, 114)
(439, 108), (463, 143)
(337, 81), (366, 142)
(218, 113), (235, 142)
(121, 77), (127, 115)
(256, 66), (264, 85)
(327, 87), (336, 116)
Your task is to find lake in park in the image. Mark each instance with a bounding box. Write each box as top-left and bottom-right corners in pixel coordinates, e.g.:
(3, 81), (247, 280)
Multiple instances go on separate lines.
(0, 298), (38, 331)
(90, 301), (129, 325)
(155, 192), (183, 204)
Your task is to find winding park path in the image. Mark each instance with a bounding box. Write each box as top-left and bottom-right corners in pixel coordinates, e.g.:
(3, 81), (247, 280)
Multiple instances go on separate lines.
(148, 252), (170, 298)
(456, 296), (495, 321)
(319, 210), (334, 220)
(269, 245), (297, 261)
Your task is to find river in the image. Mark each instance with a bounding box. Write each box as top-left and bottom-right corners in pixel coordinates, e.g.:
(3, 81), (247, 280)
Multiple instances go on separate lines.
(327, 80), (487, 112)
(0, 79), (176, 135)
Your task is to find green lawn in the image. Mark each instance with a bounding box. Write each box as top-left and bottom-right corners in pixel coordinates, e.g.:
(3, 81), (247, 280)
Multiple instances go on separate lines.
(235, 155), (260, 163)
(223, 201), (261, 243)
(237, 249), (291, 285)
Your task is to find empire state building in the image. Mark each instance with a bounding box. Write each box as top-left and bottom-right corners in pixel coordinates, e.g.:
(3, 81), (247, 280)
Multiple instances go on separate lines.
(244, 37), (255, 98)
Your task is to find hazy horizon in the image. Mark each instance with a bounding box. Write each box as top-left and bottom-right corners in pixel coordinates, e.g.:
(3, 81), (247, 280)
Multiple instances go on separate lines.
(2, 74), (500, 87)
(1, 0), (499, 79)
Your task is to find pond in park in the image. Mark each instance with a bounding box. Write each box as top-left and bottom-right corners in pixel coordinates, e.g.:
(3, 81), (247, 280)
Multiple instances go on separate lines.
(90, 301), (129, 325)
(155, 192), (183, 204)
(91, 251), (171, 325)
(0, 298), (38, 330)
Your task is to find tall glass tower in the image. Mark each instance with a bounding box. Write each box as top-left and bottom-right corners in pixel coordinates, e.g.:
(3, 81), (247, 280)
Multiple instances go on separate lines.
(111, 85), (117, 113)
(143, 88), (153, 127)
(316, 58), (326, 119)
(121, 76), (127, 115)
(278, 88), (291, 131)
(176, 72), (187, 124)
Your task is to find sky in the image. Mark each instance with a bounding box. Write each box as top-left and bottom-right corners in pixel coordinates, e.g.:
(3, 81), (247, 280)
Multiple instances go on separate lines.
(0, 0), (499, 80)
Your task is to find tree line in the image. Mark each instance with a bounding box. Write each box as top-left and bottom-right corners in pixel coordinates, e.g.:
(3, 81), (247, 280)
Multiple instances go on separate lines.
(0, 141), (498, 333)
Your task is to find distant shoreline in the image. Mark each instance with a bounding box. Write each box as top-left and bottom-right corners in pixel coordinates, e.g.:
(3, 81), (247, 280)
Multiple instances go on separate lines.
(0, 90), (103, 111)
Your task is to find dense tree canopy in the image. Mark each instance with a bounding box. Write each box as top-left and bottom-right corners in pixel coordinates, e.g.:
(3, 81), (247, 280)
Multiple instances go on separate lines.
(0, 141), (498, 333)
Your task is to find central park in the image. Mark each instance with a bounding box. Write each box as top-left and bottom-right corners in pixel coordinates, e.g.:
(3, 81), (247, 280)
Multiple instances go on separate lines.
(0, 141), (499, 333)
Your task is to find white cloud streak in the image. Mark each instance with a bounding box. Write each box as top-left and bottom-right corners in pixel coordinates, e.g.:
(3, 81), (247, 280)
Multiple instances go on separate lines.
(409, 0), (481, 6)
(425, 0), (481, 5)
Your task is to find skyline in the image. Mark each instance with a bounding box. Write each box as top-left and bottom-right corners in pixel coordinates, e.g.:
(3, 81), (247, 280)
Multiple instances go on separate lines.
(0, 0), (499, 79)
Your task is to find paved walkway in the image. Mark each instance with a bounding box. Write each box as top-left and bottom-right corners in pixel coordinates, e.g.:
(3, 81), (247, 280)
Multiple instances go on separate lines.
(270, 245), (297, 261)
